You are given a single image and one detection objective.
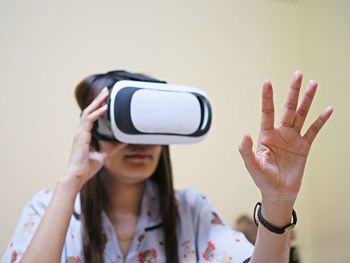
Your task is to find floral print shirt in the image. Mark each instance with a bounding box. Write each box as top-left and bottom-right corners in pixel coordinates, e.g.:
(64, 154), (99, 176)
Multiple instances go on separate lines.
(2, 181), (253, 263)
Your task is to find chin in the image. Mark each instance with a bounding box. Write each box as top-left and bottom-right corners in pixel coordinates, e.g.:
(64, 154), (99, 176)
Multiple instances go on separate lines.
(104, 165), (155, 184)
(115, 173), (153, 185)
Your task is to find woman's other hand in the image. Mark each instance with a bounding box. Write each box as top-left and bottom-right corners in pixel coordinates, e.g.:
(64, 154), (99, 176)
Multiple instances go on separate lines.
(239, 71), (333, 224)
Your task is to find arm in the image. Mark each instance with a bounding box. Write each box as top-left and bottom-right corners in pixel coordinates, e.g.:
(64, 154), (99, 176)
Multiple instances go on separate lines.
(18, 179), (79, 263)
(19, 87), (124, 263)
(238, 71), (333, 263)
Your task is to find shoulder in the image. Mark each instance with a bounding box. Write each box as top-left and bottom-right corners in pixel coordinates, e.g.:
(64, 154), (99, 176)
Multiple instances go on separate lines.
(175, 188), (209, 206)
(175, 188), (214, 217)
(24, 188), (54, 217)
(24, 188), (81, 219)
(174, 190), (254, 261)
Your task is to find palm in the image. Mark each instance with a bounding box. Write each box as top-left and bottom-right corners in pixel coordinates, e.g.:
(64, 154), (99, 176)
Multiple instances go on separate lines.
(255, 128), (308, 197)
(67, 134), (105, 183)
(65, 87), (110, 186)
(239, 72), (333, 201)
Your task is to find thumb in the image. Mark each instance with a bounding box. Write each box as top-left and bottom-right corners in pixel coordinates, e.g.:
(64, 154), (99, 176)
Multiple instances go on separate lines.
(90, 151), (107, 163)
(89, 151), (107, 174)
(238, 134), (260, 176)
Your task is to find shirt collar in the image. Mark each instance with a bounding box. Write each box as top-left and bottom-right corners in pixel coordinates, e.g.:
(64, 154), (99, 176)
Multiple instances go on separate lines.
(100, 180), (161, 227)
(73, 179), (161, 224)
(101, 179), (162, 260)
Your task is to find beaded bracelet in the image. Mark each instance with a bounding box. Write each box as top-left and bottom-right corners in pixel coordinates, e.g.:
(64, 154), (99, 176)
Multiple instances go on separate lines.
(253, 202), (297, 234)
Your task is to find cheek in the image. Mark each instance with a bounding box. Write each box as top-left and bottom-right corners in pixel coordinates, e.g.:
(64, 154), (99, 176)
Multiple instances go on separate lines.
(103, 154), (123, 172)
(99, 143), (124, 170)
(145, 146), (162, 172)
(153, 146), (162, 160)
(99, 141), (122, 154)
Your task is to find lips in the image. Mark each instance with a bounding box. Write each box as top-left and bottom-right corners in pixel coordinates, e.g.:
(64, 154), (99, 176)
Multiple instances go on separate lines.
(124, 152), (153, 159)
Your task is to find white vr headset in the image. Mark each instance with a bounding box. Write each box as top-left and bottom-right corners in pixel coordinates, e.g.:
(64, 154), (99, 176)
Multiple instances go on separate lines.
(93, 80), (212, 145)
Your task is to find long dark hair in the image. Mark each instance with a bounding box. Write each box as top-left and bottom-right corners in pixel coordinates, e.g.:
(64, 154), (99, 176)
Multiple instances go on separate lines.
(74, 70), (179, 263)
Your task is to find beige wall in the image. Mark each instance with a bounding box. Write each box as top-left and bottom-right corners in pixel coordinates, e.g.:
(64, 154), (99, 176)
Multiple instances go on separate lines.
(297, 0), (350, 262)
(0, 0), (348, 262)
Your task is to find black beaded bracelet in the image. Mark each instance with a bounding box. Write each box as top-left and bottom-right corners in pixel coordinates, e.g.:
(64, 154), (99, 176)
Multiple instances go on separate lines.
(253, 202), (297, 234)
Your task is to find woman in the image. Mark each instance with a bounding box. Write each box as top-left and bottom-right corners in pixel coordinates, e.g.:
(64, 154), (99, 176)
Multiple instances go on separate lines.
(2, 70), (333, 263)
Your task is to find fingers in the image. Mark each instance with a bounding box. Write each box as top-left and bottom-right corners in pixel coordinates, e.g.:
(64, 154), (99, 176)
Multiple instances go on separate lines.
(292, 80), (318, 132)
(87, 104), (108, 123)
(303, 106), (333, 145)
(82, 87), (109, 117)
(89, 150), (107, 164)
(280, 71), (303, 127)
(260, 80), (275, 131)
(80, 87), (109, 131)
(239, 134), (260, 176)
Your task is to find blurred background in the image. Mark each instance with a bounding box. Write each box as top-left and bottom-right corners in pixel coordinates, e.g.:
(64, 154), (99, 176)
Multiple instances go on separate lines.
(0, 0), (349, 262)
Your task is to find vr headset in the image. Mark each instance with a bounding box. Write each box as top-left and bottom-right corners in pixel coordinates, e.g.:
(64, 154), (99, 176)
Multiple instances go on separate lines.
(92, 73), (212, 145)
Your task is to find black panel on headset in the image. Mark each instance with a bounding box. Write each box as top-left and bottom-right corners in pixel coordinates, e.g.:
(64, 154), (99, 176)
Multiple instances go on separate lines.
(113, 87), (212, 137)
(114, 87), (140, 134)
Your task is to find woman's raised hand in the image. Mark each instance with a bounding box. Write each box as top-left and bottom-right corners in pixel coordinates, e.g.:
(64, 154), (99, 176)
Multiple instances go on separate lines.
(63, 87), (125, 191)
(239, 71), (333, 209)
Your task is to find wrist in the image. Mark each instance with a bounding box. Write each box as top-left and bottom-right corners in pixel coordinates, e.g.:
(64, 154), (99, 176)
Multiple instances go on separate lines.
(47, 177), (80, 216)
(254, 202), (297, 234)
(57, 175), (82, 199)
(261, 195), (296, 227)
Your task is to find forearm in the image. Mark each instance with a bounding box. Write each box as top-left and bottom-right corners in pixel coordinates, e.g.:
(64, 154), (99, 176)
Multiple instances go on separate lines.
(249, 198), (295, 263)
(20, 177), (80, 263)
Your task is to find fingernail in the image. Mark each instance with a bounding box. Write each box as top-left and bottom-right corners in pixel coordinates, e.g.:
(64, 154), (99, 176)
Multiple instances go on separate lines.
(295, 70), (303, 77)
(309, 79), (318, 85)
(326, 105), (334, 112)
(263, 79), (272, 86)
(242, 133), (249, 144)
